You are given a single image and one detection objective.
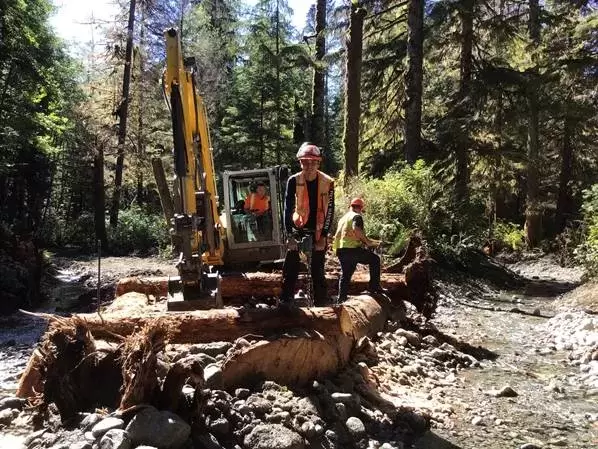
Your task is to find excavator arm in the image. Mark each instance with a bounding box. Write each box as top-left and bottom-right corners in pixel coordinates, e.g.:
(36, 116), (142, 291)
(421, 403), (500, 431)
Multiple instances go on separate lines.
(163, 28), (224, 308)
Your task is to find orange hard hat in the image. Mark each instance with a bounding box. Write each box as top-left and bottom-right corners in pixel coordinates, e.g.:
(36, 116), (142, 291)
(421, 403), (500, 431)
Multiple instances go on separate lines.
(350, 197), (365, 208)
(296, 143), (322, 160)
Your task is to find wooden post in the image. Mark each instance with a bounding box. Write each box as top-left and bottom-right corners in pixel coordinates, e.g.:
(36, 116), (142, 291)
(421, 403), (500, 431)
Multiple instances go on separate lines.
(151, 157), (175, 225)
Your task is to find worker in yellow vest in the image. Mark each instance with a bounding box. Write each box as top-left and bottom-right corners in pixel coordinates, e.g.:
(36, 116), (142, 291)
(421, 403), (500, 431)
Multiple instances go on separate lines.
(333, 197), (386, 304)
(280, 142), (335, 307)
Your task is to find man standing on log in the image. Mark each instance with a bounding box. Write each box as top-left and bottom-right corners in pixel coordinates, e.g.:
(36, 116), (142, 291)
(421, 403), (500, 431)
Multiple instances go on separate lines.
(279, 142), (335, 307)
(333, 198), (387, 304)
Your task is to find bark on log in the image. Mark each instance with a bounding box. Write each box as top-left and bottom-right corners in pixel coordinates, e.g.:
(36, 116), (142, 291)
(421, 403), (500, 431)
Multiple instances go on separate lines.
(116, 272), (410, 301)
(56, 294), (351, 344)
(220, 295), (388, 388)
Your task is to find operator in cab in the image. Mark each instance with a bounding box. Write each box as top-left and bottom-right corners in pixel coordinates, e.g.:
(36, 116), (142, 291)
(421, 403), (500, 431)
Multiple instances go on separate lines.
(244, 182), (270, 216)
(279, 142), (334, 307)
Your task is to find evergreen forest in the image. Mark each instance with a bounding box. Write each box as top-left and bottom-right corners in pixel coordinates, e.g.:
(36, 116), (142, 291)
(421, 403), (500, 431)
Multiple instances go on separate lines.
(1, 0), (597, 310)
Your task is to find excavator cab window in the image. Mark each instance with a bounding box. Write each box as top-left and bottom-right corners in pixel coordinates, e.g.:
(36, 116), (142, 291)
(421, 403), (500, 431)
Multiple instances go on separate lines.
(229, 178), (274, 244)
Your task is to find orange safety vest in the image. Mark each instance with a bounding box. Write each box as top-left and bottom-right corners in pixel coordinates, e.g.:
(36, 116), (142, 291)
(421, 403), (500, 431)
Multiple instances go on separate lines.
(245, 193), (269, 213)
(292, 171), (334, 241)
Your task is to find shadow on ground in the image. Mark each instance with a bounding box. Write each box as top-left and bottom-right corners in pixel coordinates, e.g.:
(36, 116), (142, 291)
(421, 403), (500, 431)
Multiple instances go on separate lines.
(414, 430), (462, 449)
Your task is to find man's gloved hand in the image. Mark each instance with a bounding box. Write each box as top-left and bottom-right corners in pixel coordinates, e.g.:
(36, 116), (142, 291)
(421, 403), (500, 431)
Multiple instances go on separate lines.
(287, 236), (298, 251)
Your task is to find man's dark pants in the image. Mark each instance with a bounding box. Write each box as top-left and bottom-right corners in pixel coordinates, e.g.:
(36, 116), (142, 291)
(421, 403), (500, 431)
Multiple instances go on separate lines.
(281, 241), (327, 306)
(336, 247), (381, 302)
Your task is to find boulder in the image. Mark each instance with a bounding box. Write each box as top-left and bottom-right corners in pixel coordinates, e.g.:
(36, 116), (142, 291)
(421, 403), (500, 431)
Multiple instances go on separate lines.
(125, 406), (190, 449)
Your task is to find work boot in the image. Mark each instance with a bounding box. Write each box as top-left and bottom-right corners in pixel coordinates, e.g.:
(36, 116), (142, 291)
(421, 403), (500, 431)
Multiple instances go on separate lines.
(278, 297), (298, 313)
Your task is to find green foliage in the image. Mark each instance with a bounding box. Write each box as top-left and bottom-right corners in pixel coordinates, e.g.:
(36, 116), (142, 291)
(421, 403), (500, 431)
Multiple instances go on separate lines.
(108, 206), (170, 256)
(339, 160), (451, 256)
(493, 221), (525, 252)
(575, 185), (598, 277)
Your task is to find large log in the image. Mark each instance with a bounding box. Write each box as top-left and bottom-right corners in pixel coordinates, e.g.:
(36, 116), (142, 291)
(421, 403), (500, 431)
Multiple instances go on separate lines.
(116, 271), (410, 301)
(17, 295), (391, 401)
(47, 292), (381, 344)
(220, 295), (388, 388)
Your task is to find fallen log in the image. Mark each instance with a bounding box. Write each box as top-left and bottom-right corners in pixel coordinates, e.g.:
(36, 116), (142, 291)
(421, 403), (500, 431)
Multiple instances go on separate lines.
(23, 292), (387, 345)
(116, 271), (410, 301)
(16, 239), (435, 418)
(16, 295), (394, 407)
(220, 295), (388, 388)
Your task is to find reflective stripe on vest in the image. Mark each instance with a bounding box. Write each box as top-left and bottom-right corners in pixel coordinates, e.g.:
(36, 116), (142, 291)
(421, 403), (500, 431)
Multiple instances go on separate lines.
(333, 210), (362, 250)
(292, 171), (333, 241)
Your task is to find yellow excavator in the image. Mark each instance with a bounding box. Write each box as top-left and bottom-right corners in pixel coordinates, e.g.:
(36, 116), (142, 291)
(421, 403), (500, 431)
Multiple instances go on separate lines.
(160, 28), (288, 310)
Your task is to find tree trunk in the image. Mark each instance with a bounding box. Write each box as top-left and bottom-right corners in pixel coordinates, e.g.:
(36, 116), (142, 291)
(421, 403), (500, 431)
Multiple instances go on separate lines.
(342, 3), (366, 186)
(151, 158), (175, 226)
(524, 0), (542, 247)
(310, 0), (327, 146)
(93, 139), (108, 249)
(275, 0), (282, 165)
(455, 0), (473, 206)
(109, 0), (137, 227)
(555, 112), (573, 234)
(136, 9), (146, 206)
(403, 0), (424, 165)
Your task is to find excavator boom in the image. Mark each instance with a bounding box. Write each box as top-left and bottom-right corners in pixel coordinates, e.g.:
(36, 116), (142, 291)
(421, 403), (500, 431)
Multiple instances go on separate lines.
(163, 28), (223, 308)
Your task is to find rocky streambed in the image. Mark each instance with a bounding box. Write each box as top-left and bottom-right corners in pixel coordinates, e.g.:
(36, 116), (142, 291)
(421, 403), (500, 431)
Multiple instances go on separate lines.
(0, 255), (596, 449)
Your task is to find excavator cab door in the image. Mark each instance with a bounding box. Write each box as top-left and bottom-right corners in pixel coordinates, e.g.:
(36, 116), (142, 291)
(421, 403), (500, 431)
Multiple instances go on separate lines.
(222, 166), (288, 268)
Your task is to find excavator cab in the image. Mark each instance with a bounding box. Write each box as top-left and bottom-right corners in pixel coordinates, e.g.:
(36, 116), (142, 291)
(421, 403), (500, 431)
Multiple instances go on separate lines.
(221, 166), (288, 268)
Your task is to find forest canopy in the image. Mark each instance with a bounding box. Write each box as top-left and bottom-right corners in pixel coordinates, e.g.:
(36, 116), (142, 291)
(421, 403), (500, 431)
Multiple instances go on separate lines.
(0, 0), (596, 272)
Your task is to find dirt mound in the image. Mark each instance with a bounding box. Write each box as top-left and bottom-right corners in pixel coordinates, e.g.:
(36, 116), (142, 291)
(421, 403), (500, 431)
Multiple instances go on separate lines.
(554, 280), (598, 313)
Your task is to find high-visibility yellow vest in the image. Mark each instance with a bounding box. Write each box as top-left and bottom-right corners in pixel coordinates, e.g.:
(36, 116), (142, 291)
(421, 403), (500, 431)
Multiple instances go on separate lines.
(333, 210), (362, 250)
(292, 171), (334, 241)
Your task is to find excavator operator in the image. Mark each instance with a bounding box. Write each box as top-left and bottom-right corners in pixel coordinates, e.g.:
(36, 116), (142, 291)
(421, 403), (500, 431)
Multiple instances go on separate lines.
(279, 142), (335, 307)
(244, 181), (271, 240)
(244, 182), (270, 216)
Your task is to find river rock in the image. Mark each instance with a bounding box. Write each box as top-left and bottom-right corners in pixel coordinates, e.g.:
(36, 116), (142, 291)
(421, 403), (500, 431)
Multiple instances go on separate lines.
(69, 443), (92, 449)
(91, 417), (125, 438)
(519, 444), (542, 449)
(294, 397), (319, 416)
(80, 413), (102, 430)
(0, 396), (26, 411)
(98, 429), (131, 449)
(346, 417), (366, 439)
(204, 364), (223, 388)
(331, 392), (359, 406)
(235, 388), (251, 399)
(492, 386), (518, 398)
(125, 406), (190, 449)
(246, 395), (272, 414)
(209, 417), (230, 436)
(0, 408), (16, 425)
(189, 342), (232, 356)
(471, 416), (483, 426)
(196, 433), (224, 449)
(244, 424), (305, 449)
